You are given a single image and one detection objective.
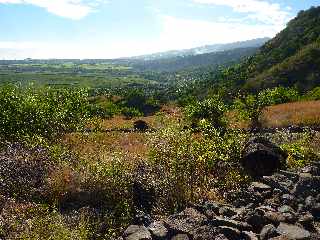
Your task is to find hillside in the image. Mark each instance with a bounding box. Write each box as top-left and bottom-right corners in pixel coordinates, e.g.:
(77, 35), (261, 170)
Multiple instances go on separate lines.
(220, 6), (320, 92)
(131, 38), (269, 61)
(128, 47), (259, 72)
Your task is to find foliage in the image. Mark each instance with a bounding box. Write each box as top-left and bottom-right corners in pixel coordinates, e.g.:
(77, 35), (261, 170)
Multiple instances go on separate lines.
(147, 123), (249, 213)
(281, 130), (320, 169)
(211, 6), (320, 92)
(0, 85), (89, 142)
(121, 107), (143, 119)
(88, 99), (121, 119)
(234, 87), (300, 128)
(184, 96), (227, 129)
(303, 87), (320, 100)
(17, 210), (92, 240)
(258, 87), (299, 106)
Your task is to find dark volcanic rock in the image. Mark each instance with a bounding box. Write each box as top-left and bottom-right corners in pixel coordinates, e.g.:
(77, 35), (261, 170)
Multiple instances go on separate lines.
(241, 137), (287, 177)
(134, 120), (149, 131)
(260, 224), (279, 240)
(217, 226), (241, 240)
(164, 208), (207, 235)
(121, 161), (320, 240)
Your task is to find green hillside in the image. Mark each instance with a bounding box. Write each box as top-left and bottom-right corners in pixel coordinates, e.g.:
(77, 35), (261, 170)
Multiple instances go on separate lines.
(220, 6), (320, 92)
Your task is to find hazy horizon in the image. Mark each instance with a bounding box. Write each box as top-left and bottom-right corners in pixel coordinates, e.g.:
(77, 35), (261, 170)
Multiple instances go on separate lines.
(0, 0), (318, 59)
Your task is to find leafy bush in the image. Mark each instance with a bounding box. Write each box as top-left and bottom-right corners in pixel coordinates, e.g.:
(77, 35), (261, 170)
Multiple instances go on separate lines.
(258, 87), (299, 105)
(120, 89), (160, 116)
(88, 100), (121, 119)
(303, 86), (320, 100)
(0, 85), (89, 142)
(281, 130), (320, 169)
(121, 107), (143, 119)
(147, 123), (249, 213)
(184, 96), (227, 129)
(234, 87), (299, 129)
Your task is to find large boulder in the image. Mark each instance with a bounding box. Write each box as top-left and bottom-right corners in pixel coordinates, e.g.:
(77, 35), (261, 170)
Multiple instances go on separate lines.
(134, 120), (149, 131)
(241, 137), (288, 178)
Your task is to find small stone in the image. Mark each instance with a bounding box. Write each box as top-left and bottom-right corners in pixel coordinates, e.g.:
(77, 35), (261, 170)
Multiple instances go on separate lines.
(260, 224), (279, 240)
(212, 217), (252, 231)
(218, 226), (241, 240)
(148, 221), (168, 239)
(246, 212), (267, 231)
(274, 188), (283, 195)
(241, 231), (258, 240)
(250, 182), (272, 192)
(265, 211), (286, 224)
(293, 176), (320, 198)
(219, 206), (237, 217)
(282, 194), (295, 205)
(278, 205), (295, 214)
(277, 223), (311, 240)
(171, 234), (189, 240)
(305, 196), (316, 209)
(298, 212), (314, 225)
(311, 203), (320, 219)
(164, 208), (207, 235)
(123, 225), (152, 240)
(263, 176), (290, 194)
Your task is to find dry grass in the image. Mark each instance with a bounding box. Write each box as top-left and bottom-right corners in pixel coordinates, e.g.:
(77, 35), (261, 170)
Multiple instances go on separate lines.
(262, 100), (320, 128)
(63, 131), (148, 162)
(228, 100), (320, 129)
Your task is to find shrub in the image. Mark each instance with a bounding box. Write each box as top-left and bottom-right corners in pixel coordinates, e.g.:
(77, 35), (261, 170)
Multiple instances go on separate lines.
(281, 130), (320, 169)
(303, 86), (320, 100)
(234, 87), (299, 129)
(258, 86), (299, 106)
(184, 96), (227, 129)
(0, 85), (89, 142)
(147, 123), (249, 214)
(88, 100), (120, 119)
(121, 107), (143, 119)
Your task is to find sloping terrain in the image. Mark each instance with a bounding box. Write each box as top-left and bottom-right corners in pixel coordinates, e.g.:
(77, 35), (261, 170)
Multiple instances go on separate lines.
(129, 47), (259, 72)
(220, 6), (320, 92)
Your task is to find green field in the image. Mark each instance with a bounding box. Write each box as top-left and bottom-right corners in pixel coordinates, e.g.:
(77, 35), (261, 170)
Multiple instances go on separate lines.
(0, 62), (159, 90)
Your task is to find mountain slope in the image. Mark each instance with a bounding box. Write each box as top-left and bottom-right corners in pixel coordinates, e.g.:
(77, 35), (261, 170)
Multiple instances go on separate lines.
(131, 38), (269, 61)
(246, 41), (320, 90)
(129, 47), (259, 72)
(220, 6), (320, 92)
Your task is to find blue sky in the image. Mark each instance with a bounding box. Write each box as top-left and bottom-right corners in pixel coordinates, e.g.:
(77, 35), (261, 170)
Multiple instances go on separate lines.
(0, 0), (318, 59)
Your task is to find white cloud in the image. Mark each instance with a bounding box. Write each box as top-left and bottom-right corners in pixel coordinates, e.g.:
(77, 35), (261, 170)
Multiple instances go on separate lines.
(155, 15), (281, 51)
(0, 0), (109, 20)
(192, 0), (291, 26)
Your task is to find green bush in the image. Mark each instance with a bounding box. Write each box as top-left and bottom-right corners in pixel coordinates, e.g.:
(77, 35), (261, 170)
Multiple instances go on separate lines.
(0, 85), (89, 142)
(148, 123), (249, 213)
(303, 86), (320, 100)
(234, 87), (299, 129)
(121, 107), (143, 119)
(88, 100), (120, 119)
(258, 86), (299, 106)
(184, 96), (227, 129)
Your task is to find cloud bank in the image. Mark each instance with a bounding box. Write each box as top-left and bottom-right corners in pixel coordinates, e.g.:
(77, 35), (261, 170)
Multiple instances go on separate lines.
(0, 0), (108, 19)
(192, 0), (291, 26)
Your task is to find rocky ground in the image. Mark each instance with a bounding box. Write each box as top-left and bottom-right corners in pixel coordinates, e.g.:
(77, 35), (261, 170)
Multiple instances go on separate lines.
(120, 138), (320, 240)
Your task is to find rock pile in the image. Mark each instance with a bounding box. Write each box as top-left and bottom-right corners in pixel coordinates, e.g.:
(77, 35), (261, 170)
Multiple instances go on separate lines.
(120, 161), (320, 240)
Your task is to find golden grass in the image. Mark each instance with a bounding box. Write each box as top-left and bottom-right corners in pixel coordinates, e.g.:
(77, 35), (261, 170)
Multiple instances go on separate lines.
(62, 104), (183, 168)
(262, 100), (320, 128)
(63, 131), (148, 162)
